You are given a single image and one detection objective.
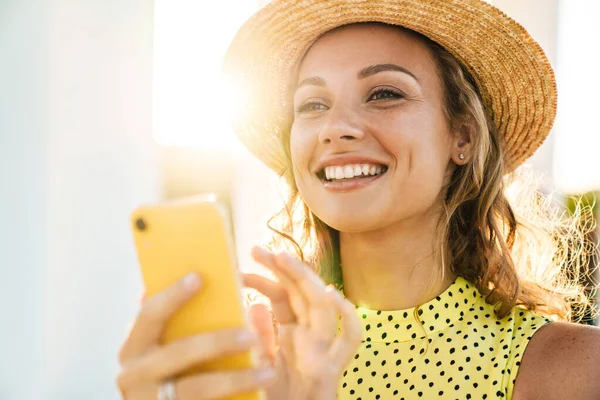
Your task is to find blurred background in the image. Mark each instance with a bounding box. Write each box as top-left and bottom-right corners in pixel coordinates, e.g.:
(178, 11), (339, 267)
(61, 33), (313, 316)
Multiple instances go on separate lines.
(0, 0), (599, 398)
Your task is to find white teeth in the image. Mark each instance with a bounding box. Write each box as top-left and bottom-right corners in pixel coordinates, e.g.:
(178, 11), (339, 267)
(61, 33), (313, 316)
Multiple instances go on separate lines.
(325, 167), (332, 179)
(322, 163), (386, 181)
(343, 165), (354, 179)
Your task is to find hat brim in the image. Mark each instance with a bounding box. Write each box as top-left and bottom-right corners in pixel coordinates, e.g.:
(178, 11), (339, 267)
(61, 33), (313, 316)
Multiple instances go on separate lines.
(223, 0), (557, 175)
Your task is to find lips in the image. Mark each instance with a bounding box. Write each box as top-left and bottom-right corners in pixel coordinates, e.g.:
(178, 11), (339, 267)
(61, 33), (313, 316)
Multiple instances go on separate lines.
(312, 155), (389, 192)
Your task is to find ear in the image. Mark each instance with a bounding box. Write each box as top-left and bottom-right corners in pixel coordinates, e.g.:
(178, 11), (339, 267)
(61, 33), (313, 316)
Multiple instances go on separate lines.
(451, 119), (474, 165)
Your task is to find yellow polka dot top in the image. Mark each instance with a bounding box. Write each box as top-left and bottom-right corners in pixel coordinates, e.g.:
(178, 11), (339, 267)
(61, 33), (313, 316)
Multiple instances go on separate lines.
(338, 276), (554, 400)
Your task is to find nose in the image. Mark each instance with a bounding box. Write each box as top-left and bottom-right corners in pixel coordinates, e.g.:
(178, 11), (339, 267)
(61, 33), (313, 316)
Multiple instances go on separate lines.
(317, 103), (365, 145)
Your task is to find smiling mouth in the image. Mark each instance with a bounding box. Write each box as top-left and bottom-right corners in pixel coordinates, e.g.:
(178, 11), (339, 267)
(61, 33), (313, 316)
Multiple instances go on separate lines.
(317, 164), (389, 182)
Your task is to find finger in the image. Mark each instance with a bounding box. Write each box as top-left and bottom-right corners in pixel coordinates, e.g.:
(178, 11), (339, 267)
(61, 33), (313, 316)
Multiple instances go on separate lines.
(242, 273), (295, 324)
(273, 251), (329, 300)
(119, 272), (202, 364)
(247, 303), (277, 363)
(242, 273), (285, 302)
(176, 368), (276, 400)
(273, 252), (338, 342)
(117, 328), (258, 387)
(310, 285), (342, 343)
(326, 288), (364, 371)
(251, 247), (308, 326)
(273, 323), (297, 376)
(277, 273), (309, 327)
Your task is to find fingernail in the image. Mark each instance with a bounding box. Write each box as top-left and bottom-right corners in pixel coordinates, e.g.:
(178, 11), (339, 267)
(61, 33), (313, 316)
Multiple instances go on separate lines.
(182, 273), (200, 290)
(256, 368), (275, 381)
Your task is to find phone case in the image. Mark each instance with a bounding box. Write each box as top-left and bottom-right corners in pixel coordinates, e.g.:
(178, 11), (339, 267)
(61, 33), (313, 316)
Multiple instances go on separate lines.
(130, 195), (264, 400)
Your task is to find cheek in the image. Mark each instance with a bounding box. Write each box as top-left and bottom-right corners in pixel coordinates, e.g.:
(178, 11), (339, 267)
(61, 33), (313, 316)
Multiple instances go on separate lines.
(289, 126), (316, 185)
(375, 111), (452, 207)
(406, 124), (454, 201)
(289, 127), (306, 168)
(382, 110), (451, 165)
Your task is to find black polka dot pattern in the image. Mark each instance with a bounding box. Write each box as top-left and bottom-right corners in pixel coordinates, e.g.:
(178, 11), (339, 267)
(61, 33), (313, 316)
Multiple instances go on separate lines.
(337, 277), (553, 399)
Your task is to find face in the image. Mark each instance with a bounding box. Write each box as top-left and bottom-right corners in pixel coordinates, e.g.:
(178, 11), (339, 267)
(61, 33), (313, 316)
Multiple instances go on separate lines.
(290, 24), (465, 233)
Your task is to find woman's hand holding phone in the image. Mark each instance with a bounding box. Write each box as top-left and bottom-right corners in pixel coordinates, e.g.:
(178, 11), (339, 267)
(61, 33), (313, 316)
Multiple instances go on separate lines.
(116, 273), (277, 399)
(243, 246), (364, 400)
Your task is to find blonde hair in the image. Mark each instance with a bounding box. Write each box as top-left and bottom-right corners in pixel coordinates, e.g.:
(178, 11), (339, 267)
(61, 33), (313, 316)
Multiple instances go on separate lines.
(266, 25), (598, 325)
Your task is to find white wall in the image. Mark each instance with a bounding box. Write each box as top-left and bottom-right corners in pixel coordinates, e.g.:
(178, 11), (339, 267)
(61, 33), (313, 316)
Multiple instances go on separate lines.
(553, 1), (600, 194)
(0, 1), (49, 399)
(0, 0), (160, 399)
(231, 149), (282, 275)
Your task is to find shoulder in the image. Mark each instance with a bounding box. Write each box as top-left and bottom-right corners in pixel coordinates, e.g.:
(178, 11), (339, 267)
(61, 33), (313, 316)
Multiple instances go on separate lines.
(512, 320), (600, 400)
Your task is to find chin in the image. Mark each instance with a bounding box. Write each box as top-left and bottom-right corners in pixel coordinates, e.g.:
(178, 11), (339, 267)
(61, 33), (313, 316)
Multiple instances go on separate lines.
(310, 202), (388, 233)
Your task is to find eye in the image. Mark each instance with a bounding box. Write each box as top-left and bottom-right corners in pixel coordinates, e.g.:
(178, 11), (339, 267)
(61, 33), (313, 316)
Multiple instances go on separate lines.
(294, 100), (329, 114)
(367, 87), (405, 102)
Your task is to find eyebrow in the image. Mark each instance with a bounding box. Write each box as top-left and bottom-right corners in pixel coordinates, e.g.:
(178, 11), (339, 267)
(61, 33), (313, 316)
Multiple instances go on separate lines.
(296, 76), (327, 91)
(358, 63), (419, 82)
(295, 63), (418, 92)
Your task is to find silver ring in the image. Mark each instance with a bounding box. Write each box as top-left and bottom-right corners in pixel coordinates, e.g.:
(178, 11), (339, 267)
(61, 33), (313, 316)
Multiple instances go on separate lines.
(158, 379), (177, 400)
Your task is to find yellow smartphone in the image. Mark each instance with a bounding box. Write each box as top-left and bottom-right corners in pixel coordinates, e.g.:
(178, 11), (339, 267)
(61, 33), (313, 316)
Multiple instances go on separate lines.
(130, 194), (263, 400)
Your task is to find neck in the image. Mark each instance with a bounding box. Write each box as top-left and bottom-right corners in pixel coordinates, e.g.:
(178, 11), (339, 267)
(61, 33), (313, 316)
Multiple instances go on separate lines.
(339, 212), (456, 311)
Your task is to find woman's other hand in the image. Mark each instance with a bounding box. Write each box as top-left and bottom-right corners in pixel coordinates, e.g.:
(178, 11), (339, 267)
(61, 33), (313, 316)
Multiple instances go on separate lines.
(243, 246), (364, 400)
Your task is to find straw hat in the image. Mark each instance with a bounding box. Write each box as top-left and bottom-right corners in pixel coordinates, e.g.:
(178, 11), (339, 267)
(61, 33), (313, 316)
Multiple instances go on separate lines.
(223, 0), (557, 175)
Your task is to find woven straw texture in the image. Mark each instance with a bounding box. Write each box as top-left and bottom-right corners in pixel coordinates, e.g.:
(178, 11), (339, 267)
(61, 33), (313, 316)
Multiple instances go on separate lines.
(223, 0), (557, 175)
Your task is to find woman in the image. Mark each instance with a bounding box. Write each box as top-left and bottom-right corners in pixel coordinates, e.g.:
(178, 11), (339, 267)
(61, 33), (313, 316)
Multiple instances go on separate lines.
(117, 0), (600, 399)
